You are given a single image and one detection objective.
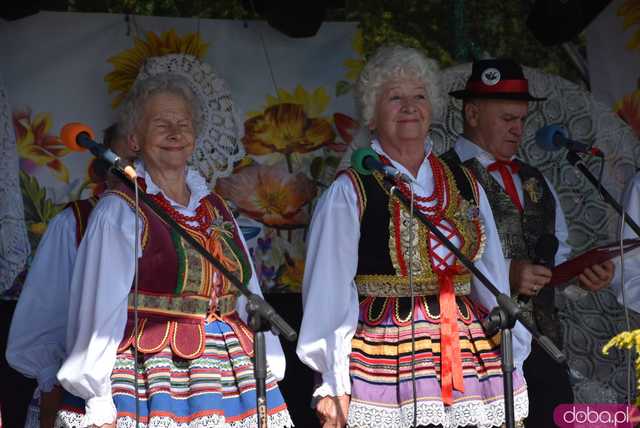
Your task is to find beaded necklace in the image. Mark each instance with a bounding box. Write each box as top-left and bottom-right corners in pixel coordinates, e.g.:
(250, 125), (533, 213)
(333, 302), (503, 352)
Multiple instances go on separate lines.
(380, 153), (448, 218)
(137, 177), (211, 233)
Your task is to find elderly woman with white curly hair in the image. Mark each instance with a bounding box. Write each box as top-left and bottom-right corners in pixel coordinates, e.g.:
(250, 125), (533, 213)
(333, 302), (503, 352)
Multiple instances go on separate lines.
(296, 45), (530, 428)
(55, 73), (292, 428)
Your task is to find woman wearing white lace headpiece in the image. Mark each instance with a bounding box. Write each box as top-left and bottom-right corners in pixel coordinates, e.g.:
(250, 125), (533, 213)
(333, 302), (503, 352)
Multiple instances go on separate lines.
(135, 53), (246, 186)
(56, 71), (292, 427)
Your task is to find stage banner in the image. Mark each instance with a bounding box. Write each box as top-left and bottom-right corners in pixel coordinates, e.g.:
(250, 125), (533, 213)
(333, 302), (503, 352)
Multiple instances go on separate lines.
(0, 11), (361, 295)
(586, 0), (640, 138)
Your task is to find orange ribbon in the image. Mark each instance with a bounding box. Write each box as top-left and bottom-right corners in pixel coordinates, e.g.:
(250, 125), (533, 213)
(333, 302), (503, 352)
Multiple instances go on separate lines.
(438, 266), (465, 405)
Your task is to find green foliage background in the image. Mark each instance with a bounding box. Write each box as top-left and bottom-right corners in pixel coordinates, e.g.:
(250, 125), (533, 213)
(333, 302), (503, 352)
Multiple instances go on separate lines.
(56, 0), (585, 85)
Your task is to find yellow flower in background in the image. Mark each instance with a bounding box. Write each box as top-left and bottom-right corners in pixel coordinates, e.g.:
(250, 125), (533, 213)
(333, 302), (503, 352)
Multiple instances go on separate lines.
(243, 103), (335, 155)
(104, 30), (209, 108)
(251, 85), (331, 119)
(276, 252), (305, 292)
(13, 110), (71, 182)
(344, 30), (365, 81)
(619, 0), (640, 51)
(615, 90), (640, 138)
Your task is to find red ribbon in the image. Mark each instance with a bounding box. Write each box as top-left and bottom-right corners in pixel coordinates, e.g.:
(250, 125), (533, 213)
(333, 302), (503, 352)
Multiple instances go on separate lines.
(488, 160), (523, 212)
(466, 79), (529, 95)
(438, 265), (465, 405)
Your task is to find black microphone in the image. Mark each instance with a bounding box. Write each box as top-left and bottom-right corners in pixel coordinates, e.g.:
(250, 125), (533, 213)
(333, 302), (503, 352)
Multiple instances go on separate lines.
(535, 124), (604, 158)
(61, 122), (137, 180)
(518, 233), (559, 304)
(350, 147), (411, 182)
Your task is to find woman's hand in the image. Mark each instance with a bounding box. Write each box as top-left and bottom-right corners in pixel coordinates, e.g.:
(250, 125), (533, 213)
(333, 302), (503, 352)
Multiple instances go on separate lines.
(88, 423), (115, 428)
(316, 395), (350, 428)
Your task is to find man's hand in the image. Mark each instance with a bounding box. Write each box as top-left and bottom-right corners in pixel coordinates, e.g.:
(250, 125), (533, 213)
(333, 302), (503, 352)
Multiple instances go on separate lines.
(316, 395), (350, 428)
(510, 259), (552, 297)
(39, 386), (63, 428)
(578, 260), (615, 291)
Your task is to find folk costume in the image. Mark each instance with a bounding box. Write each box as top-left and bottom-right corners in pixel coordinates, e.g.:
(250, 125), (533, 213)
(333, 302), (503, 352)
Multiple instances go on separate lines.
(56, 163), (292, 428)
(447, 58), (574, 427)
(7, 197), (97, 428)
(297, 139), (530, 428)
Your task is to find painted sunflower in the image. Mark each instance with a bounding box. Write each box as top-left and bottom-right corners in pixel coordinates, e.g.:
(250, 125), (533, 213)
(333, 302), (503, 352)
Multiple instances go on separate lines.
(344, 30), (365, 81)
(104, 29), (209, 108)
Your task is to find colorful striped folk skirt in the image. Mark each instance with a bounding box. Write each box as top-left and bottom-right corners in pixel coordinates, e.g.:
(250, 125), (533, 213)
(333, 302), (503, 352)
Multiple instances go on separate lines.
(56, 320), (293, 428)
(348, 294), (528, 428)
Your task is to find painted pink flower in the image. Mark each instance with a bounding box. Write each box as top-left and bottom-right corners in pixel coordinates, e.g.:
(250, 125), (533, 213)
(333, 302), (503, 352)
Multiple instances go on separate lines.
(215, 164), (317, 229)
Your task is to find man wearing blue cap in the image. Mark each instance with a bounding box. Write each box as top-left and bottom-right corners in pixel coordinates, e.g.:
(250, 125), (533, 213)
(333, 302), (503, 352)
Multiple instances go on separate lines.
(441, 58), (614, 427)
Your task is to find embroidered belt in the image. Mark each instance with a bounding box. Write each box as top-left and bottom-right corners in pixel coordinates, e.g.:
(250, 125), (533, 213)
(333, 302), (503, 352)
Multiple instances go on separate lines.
(355, 274), (471, 297)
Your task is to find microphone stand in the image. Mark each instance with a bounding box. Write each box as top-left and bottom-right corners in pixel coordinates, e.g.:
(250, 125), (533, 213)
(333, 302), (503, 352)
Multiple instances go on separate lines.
(567, 151), (640, 238)
(111, 168), (296, 428)
(381, 177), (565, 428)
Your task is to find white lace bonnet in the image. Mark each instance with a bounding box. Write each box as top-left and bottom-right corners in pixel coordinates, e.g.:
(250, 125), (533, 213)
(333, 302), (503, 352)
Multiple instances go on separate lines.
(134, 53), (245, 186)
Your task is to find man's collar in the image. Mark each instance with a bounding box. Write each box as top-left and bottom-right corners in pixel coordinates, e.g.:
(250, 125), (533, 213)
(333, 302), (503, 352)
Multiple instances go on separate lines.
(453, 135), (517, 165)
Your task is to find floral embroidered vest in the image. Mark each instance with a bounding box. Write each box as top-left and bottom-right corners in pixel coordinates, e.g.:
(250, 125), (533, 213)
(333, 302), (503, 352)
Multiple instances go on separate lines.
(107, 183), (253, 359)
(441, 148), (562, 347)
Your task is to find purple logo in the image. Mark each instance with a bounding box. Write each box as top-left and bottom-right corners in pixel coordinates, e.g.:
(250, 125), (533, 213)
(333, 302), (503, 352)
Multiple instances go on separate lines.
(554, 404), (640, 427)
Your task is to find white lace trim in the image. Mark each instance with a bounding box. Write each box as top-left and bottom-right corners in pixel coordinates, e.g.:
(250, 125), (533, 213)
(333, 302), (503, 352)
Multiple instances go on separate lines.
(56, 409), (294, 428)
(0, 73), (30, 292)
(135, 54), (245, 187)
(347, 389), (528, 428)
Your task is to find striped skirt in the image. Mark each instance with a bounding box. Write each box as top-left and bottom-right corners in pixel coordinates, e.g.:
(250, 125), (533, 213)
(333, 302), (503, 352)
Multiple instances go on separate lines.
(348, 295), (528, 428)
(56, 320), (293, 428)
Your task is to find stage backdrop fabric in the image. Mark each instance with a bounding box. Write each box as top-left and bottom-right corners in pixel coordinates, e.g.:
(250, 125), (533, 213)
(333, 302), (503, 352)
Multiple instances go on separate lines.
(0, 11), (361, 296)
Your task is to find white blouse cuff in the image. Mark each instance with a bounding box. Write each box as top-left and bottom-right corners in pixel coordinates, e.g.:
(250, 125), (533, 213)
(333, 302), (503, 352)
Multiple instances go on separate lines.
(85, 395), (117, 426)
(312, 371), (352, 398)
(37, 366), (60, 393)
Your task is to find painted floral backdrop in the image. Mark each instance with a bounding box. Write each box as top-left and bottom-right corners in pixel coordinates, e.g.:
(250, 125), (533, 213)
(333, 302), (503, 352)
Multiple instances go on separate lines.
(1, 13), (360, 295)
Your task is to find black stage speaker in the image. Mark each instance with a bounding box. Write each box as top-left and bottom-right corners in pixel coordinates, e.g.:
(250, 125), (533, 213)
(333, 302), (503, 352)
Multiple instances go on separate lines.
(527, 0), (613, 46)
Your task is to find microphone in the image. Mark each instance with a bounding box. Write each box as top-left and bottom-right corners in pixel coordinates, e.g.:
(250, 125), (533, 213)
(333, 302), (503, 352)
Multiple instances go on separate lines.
(535, 124), (604, 158)
(350, 147), (410, 182)
(60, 122), (137, 180)
(518, 233), (559, 304)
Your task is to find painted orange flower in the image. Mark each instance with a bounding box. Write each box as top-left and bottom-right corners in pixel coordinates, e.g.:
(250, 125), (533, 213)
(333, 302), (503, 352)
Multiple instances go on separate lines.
(615, 90), (640, 138)
(104, 30), (209, 108)
(618, 0), (640, 51)
(215, 164), (317, 229)
(243, 103), (335, 155)
(13, 110), (71, 182)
